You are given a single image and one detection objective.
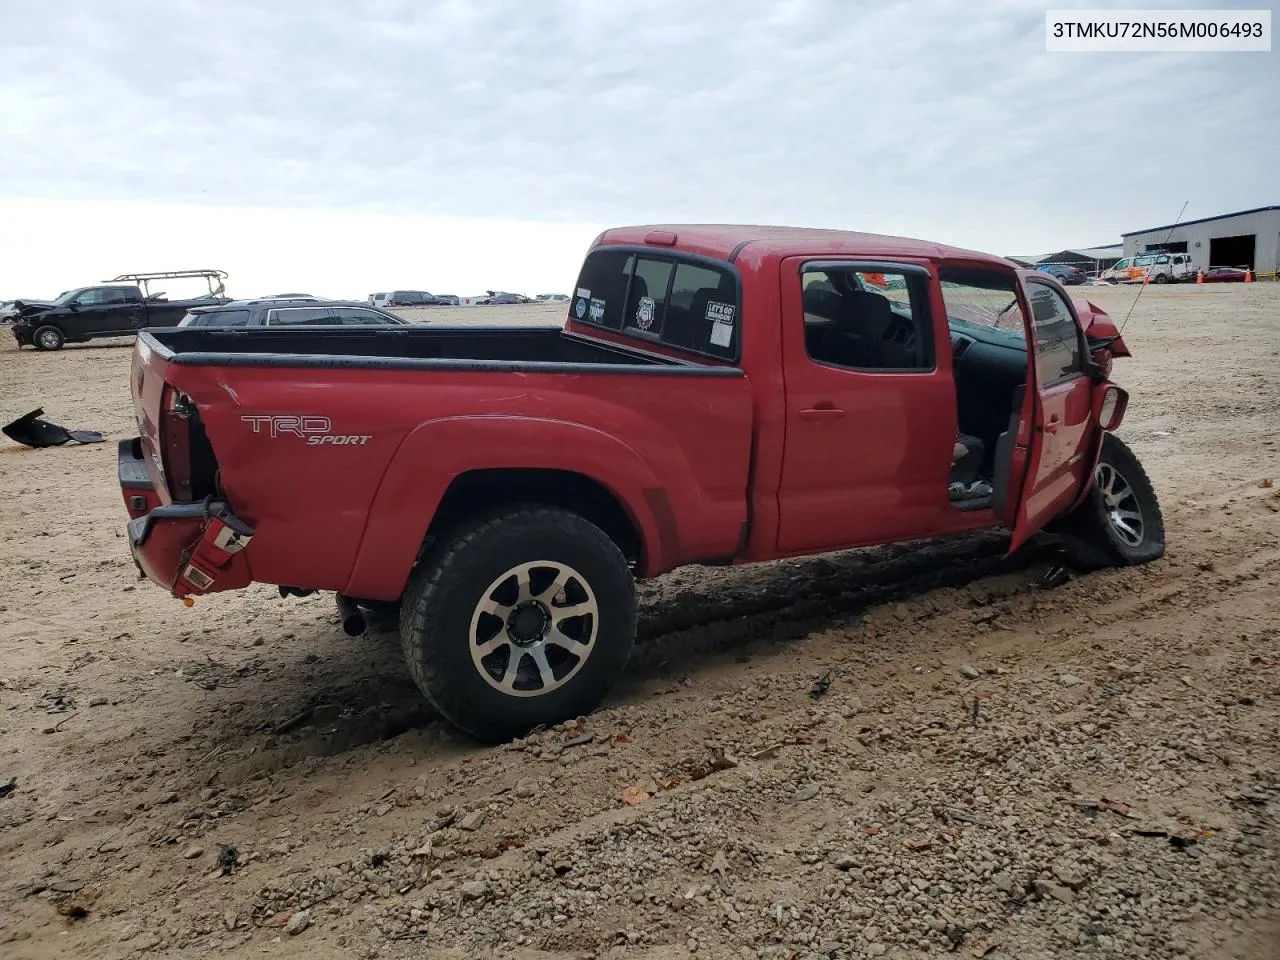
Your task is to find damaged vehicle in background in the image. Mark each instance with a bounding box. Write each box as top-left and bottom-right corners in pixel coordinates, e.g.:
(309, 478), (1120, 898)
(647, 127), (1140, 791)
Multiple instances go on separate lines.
(1, 298), (54, 323)
(11, 270), (230, 350)
(476, 291), (532, 304)
(117, 223), (1164, 744)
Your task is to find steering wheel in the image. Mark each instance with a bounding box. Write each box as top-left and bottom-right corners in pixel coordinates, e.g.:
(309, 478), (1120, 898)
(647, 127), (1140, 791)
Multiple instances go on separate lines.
(882, 310), (917, 349)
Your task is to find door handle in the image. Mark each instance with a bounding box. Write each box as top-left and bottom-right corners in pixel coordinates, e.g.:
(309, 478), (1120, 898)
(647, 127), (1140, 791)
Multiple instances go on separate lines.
(800, 405), (845, 420)
(1044, 416), (1060, 434)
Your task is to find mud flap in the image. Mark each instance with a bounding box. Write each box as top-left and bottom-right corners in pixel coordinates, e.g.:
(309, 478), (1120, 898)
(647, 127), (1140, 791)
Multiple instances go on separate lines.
(3, 408), (105, 448)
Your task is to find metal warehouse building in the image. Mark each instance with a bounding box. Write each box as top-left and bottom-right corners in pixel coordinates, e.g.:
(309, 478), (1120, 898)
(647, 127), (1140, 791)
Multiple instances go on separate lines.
(1122, 205), (1279, 276)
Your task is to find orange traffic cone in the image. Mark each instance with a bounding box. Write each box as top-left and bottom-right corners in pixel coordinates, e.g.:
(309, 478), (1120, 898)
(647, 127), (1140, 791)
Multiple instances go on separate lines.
(1196, 270), (1204, 284)
(1244, 268), (1253, 282)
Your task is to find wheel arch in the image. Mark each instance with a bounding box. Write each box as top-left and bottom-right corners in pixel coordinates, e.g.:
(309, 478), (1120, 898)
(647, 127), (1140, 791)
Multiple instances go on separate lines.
(423, 467), (646, 571)
(341, 415), (674, 601)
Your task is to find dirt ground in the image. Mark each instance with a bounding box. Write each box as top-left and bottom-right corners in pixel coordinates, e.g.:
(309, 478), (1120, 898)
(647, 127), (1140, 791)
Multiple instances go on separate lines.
(1, 287), (1277, 960)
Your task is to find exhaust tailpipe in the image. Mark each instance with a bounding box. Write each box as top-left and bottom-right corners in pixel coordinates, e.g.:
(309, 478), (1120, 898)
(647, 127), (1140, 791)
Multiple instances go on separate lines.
(335, 593), (367, 637)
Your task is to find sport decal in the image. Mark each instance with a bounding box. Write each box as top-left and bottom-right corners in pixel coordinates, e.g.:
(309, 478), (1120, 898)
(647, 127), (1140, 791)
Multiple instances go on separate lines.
(635, 295), (656, 331)
(588, 298), (606, 323)
(574, 297), (587, 319)
(706, 300), (735, 348)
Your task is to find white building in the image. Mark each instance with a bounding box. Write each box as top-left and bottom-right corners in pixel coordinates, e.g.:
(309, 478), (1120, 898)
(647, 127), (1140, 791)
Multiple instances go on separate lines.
(1122, 205), (1279, 275)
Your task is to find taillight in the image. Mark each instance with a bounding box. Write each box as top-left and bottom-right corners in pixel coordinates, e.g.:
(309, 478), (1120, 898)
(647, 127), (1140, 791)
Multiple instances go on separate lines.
(160, 385), (195, 501)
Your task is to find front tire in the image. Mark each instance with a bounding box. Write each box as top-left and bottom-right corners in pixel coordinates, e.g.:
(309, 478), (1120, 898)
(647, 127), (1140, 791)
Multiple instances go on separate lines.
(1057, 433), (1165, 567)
(399, 506), (636, 743)
(33, 325), (65, 351)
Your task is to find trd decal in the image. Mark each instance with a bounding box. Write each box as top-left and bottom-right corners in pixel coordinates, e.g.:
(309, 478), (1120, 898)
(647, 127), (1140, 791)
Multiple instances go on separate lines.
(241, 415), (370, 445)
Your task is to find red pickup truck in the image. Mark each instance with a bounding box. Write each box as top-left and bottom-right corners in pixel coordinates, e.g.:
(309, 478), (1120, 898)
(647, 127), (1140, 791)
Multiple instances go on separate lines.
(120, 224), (1163, 741)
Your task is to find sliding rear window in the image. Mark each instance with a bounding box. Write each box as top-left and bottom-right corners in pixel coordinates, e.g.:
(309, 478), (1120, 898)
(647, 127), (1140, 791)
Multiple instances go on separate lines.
(570, 248), (740, 361)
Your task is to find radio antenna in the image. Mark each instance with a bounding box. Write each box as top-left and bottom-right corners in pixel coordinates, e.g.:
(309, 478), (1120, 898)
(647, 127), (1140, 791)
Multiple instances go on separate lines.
(1118, 200), (1188, 336)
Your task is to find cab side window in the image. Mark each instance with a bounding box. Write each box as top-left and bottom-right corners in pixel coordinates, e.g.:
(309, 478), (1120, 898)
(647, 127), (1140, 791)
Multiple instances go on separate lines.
(800, 266), (933, 371)
(1025, 282), (1084, 384)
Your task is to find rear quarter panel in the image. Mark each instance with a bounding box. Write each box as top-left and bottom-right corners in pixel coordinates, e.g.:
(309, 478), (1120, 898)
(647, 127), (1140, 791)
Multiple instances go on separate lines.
(164, 362), (754, 598)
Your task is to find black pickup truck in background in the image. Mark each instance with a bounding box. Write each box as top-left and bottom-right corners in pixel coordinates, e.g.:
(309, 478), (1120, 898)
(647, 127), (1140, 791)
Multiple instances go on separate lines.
(10, 270), (230, 350)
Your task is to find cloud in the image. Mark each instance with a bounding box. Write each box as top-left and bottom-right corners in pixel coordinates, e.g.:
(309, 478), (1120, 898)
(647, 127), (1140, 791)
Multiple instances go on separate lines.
(1, 0), (1276, 261)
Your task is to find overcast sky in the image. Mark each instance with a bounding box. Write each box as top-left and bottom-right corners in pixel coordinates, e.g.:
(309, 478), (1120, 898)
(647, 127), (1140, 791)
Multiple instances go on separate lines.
(1, 0), (1275, 299)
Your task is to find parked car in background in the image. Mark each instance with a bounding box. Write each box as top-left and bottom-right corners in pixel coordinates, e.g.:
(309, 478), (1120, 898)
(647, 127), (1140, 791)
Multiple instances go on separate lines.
(1101, 253), (1193, 284)
(11, 269), (230, 350)
(371, 290), (448, 307)
(1035, 264), (1087, 285)
(433, 294), (461, 306)
(178, 298), (408, 328)
(1200, 266), (1249, 283)
(536, 293), (570, 301)
(1141, 252), (1194, 283)
(477, 291), (531, 305)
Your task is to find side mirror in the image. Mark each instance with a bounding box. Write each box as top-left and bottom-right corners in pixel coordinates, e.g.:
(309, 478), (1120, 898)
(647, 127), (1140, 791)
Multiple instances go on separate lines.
(1094, 384), (1129, 432)
(68, 301), (80, 311)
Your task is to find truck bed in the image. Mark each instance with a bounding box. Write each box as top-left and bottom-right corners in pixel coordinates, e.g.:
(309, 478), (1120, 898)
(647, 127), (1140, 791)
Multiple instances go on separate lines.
(131, 322), (754, 595)
(140, 325), (736, 376)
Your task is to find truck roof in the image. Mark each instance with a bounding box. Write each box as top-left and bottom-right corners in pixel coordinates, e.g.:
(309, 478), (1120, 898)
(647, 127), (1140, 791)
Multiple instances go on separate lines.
(595, 224), (1013, 268)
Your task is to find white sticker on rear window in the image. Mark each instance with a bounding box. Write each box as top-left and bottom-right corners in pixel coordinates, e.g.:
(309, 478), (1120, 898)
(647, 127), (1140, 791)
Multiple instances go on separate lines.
(576, 287), (590, 299)
(574, 296), (588, 320)
(706, 301), (735, 348)
(588, 298), (606, 323)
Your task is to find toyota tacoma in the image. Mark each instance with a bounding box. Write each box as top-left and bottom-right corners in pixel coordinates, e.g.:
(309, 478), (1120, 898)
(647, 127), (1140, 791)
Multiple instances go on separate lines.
(118, 225), (1163, 742)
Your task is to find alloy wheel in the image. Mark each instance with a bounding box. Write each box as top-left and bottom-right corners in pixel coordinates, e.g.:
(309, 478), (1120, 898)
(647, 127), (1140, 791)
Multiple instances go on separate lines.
(1095, 462), (1144, 547)
(468, 560), (599, 697)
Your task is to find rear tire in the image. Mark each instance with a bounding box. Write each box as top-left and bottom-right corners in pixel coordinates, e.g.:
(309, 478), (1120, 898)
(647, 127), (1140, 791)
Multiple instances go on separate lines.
(399, 506), (636, 743)
(1153, 273), (1168, 284)
(33, 325), (65, 351)
(1056, 433), (1165, 567)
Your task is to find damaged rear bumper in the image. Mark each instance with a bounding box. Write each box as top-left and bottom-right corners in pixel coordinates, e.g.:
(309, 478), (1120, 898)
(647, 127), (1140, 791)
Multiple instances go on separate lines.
(119, 437), (254, 599)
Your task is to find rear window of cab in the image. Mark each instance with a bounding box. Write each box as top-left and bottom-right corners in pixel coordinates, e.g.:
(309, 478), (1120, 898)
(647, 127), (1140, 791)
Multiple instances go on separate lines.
(570, 248), (741, 361)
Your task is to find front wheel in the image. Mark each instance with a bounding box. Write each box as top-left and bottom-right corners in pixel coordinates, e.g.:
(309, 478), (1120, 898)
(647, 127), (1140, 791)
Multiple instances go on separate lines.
(1153, 273), (1169, 284)
(399, 506), (636, 743)
(33, 325), (65, 350)
(1056, 433), (1165, 567)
